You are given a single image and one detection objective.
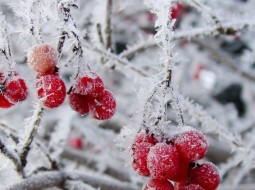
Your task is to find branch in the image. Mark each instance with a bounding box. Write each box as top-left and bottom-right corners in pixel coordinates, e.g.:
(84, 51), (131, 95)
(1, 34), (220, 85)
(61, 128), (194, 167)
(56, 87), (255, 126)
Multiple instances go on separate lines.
(0, 139), (22, 173)
(82, 41), (148, 77)
(6, 171), (139, 190)
(119, 40), (156, 59)
(19, 104), (44, 167)
(117, 19), (255, 62)
(64, 180), (98, 190)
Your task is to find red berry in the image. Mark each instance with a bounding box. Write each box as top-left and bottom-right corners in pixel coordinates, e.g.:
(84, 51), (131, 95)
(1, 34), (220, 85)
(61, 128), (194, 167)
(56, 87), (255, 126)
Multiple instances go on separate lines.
(175, 129), (208, 162)
(190, 161), (220, 190)
(73, 72), (104, 97)
(0, 94), (13, 108)
(147, 143), (180, 180)
(36, 74), (66, 108)
(171, 3), (184, 19)
(69, 91), (92, 115)
(69, 137), (83, 149)
(179, 184), (205, 190)
(171, 158), (190, 182)
(89, 89), (116, 120)
(132, 142), (152, 176)
(134, 130), (158, 145)
(4, 77), (28, 103)
(27, 44), (58, 73)
(143, 179), (174, 190)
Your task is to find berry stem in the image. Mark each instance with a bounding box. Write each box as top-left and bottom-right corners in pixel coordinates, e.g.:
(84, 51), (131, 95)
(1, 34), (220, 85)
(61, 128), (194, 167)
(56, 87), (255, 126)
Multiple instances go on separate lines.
(19, 104), (44, 168)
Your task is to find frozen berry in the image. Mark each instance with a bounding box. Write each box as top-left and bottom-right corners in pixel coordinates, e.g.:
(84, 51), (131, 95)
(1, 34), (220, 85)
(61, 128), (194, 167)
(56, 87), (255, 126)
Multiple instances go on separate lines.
(89, 89), (116, 120)
(171, 158), (190, 182)
(171, 3), (184, 19)
(143, 179), (174, 190)
(0, 94), (13, 108)
(175, 129), (208, 162)
(73, 72), (104, 97)
(132, 142), (152, 176)
(190, 161), (220, 190)
(4, 77), (28, 103)
(179, 184), (205, 190)
(134, 130), (158, 145)
(147, 143), (180, 180)
(69, 92), (92, 115)
(27, 44), (58, 73)
(69, 137), (83, 149)
(36, 74), (66, 108)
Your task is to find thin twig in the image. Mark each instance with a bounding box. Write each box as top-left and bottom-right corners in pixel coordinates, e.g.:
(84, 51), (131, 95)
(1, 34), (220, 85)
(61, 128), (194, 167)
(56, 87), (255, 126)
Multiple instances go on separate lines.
(105, 0), (113, 50)
(82, 41), (148, 77)
(0, 139), (22, 173)
(117, 19), (255, 60)
(19, 104), (44, 167)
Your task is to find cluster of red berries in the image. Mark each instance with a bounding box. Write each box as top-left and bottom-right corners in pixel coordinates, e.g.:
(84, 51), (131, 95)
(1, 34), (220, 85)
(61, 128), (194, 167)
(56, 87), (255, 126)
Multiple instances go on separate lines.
(69, 71), (116, 120)
(27, 44), (66, 109)
(131, 127), (220, 190)
(1, 44), (116, 121)
(0, 71), (28, 108)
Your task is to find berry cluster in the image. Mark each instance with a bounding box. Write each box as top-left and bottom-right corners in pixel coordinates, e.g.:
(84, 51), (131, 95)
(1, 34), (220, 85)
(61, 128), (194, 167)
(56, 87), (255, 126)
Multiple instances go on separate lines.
(131, 127), (220, 190)
(1, 44), (116, 120)
(27, 44), (66, 109)
(0, 71), (28, 108)
(69, 72), (116, 120)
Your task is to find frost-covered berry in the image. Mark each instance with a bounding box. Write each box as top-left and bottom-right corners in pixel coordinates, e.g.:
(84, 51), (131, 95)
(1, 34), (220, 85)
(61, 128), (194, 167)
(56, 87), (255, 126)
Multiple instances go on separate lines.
(134, 130), (158, 145)
(175, 129), (208, 162)
(171, 158), (190, 182)
(132, 142), (152, 176)
(27, 44), (58, 73)
(89, 89), (116, 120)
(179, 184), (205, 190)
(142, 179), (174, 190)
(171, 3), (184, 19)
(73, 72), (104, 97)
(190, 161), (220, 190)
(69, 137), (83, 149)
(147, 143), (180, 180)
(0, 94), (13, 108)
(4, 76), (28, 103)
(69, 91), (92, 115)
(36, 74), (66, 108)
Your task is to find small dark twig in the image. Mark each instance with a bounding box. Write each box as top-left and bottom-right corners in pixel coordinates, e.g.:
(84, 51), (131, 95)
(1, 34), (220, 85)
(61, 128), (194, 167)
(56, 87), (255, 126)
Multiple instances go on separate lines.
(105, 0), (113, 50)
(97, 23), (105, 46)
